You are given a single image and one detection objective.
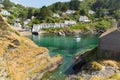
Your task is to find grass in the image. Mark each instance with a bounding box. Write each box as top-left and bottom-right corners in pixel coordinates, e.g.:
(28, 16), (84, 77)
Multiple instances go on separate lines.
(101, 60), (119, 69)
(70, 23), (92, 30)
(78, 76), (83, 80)
(0, 14), (62, 80)
(90, 61), (102, 71)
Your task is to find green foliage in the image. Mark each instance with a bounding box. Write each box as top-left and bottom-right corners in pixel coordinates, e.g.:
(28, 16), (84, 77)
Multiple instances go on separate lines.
(46, 17), (55, 23)
(2, 0), (15, 9)
(27, 18), (40, 27)
(38, 6), (52, 20)
(78, 76), (83, 80)
(27, 8), (36, 19)
(27, 22), (33, 27)
(69, 0), (80, 10)
(114, 10), (120, 20)
(49, 2), (69, 12)
(7, 15), (15, 25)
(91, 62), (102, 71)
(32, 18), (40, 24)
(92, 0), (120, 18)
(70, 23), (91, 30)
(93, 19), (112, 29)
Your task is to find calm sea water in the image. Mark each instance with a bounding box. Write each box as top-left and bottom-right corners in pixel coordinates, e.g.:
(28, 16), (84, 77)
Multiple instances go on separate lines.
(27, 34), (98, 80)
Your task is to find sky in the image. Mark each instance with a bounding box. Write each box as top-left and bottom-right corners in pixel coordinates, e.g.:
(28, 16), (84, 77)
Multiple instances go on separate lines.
(10, 0), (70, 8)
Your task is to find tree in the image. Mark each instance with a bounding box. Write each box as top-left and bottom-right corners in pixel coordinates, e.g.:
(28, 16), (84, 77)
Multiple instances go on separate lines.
(79, 9), (87, 16)
(114, 10), (120, 20)
(27, 8), (35, 19)
(69, 0), (80, 10)
(2, 0), (15, 9)
(38, 6), (52, 20)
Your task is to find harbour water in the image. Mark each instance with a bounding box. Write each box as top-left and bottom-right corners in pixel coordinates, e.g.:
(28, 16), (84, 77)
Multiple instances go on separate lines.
(27, 34), (98, 80)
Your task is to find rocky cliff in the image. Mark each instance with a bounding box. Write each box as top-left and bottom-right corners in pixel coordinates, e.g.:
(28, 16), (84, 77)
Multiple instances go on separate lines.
(66, 25), (120, 80)
(0, 14), (62, 80)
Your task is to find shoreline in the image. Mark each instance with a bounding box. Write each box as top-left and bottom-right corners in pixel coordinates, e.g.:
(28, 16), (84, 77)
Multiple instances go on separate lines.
(20, 28), (103, 37)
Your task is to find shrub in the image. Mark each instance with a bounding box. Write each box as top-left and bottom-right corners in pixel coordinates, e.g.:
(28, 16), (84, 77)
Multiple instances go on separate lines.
(78, 76), (83, 80)
(90, 62), (102, 71)
(101, 60), (119, 69)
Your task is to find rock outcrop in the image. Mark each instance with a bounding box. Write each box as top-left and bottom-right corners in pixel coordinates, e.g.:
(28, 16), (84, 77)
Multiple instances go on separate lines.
(98, 25), (120, 59)
(0, 14), (62, 80)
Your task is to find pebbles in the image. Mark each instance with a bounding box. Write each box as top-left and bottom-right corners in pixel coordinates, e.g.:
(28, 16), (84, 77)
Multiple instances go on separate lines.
(66, 65), (120, 80)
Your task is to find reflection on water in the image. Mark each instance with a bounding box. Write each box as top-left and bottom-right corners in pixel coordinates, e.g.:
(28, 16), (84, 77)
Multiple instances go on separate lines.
(27, 34), (98, 80)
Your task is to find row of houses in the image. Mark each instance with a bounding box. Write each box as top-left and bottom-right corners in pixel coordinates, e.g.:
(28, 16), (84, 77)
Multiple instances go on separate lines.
(32, 20), (77, 32)
(13, 15), (91, 32)
(53, 10), (96, 18)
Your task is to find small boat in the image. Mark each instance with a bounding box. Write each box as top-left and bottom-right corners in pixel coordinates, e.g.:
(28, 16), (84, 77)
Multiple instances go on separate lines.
(74, 36), (81, 42)
(32, 32), (38, 35)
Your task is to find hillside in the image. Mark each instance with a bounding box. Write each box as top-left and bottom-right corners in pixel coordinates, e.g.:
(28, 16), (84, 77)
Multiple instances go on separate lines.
(0, 14), (62, 80)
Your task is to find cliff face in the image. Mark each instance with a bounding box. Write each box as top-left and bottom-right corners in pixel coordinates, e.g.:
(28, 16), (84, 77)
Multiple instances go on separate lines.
(0, 14), (62, 80)
(98, 26), (120, 59)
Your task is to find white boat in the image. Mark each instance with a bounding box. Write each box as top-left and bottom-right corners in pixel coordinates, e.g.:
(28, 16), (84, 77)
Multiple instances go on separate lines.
(74, 36), (81, 42)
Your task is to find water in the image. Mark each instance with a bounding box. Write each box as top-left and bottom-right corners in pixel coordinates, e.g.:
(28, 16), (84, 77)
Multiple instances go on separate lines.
(27, 34), (98, 80)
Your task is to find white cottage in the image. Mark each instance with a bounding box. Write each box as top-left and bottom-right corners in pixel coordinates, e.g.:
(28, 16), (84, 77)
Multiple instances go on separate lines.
(88, 10), (95, 14)
(24, 19), (31, 25)
(79, 16), (91, 22)
(64, 20), (76, 25)
(1, 9), (10, 15)
(65, 10), (75, 14)
(53, 13), (60, 18)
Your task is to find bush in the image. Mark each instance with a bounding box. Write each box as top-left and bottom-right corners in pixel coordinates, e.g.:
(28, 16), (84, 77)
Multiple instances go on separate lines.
(78, 76), (83, 80)
(93, 19), (112, 29)
(32, 18), (40, 24)
(90, 62), (102, 71)
(70, 23), (91, 31)
(101, 60), (118, 68)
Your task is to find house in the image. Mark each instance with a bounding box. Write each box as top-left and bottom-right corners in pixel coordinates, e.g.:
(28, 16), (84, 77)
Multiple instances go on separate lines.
(65, 10), (75, 14)
(64, 20), (76, 25)
(79, 16), (91, 22)
(13, 19), (22, 31)
(98, 25), (120, 59)
(103, 11), (109, 15)
(13, 22), (22, 31)
(88, 10), (95, 14)
(79, 0), (83, 1)
(24, 19), (31, 25)
(1, 9), (11, 15)
(53, 13), (60, 18)
(0, 4), (3, 7)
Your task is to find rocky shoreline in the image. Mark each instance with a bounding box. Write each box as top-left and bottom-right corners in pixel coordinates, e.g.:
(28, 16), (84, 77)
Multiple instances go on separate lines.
(65, 47), (120, 80)
(45, 28), (106, 36)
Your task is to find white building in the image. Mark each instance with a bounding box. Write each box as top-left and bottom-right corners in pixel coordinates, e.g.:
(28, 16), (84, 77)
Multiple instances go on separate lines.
(1, 9), (10, 15)
(64, 20), (76, 25)
(14, 23), (22, 28)
(65, 10), (76, 14)
(79, 0), (83, 1)
(32, 21), (77, 32)
(0, 4), (3, 7)
(88, 10), (95, 14)
(79, 16), (91, 22)
(53, 13), (60, 18)
(24, 19), (31, 25)
(103, 11), (109, 15)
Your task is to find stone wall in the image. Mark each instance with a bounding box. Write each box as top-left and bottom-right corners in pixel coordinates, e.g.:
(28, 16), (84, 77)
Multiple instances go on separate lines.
(98, 27), (120, 59)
